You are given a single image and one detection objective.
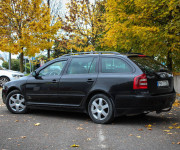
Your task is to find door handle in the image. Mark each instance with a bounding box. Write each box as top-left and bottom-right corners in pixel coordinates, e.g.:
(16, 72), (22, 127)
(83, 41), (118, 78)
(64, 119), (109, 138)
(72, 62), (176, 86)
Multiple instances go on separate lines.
(87, 78), (94, 82)
(52, 79), (58, 83)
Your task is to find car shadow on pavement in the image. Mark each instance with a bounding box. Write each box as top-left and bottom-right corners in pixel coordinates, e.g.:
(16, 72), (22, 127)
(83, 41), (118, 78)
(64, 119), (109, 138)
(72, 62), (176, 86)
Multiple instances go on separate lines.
(29, 109), (90, 121)
(113, 113), (179, 125)
(27, 109), (179, 125)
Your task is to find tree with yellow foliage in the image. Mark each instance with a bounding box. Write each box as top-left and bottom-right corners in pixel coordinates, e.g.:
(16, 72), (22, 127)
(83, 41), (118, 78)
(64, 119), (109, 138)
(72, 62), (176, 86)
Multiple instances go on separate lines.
(0, 0), (61, 72)
(59, 0), (105, 52)
(103, 0), (180, 71)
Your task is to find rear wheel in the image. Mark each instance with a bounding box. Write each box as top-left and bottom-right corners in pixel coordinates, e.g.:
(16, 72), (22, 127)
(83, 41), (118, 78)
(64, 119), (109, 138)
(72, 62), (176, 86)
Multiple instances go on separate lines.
(88, 94), (114, 124)
(6, 90), (28, 114)
(0, 76), (10, 87)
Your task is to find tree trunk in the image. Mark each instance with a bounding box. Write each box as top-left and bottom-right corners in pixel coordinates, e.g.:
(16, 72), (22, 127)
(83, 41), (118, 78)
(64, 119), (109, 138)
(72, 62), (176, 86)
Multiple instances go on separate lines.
(20, 52), (24, 73)
(47, 49), (50, 59)
(47, 0), (51, 59)
(167, 50), (172, 71)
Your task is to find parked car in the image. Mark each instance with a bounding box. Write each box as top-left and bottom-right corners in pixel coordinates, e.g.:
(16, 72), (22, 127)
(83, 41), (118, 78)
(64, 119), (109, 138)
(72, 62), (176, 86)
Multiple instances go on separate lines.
(2, 52), (176, 124)
(0, 67), (24, 87)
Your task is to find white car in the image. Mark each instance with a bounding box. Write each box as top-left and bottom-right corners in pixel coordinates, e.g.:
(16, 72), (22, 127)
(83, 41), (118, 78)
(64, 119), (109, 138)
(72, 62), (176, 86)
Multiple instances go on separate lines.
(0, 67), (24, 86)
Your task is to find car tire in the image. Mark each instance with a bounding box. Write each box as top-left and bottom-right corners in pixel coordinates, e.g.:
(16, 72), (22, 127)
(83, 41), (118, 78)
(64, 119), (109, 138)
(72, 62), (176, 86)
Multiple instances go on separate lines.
(6, 90), (28, 114)
(88, 94), (114, 124)
(0, 76), (10, 87)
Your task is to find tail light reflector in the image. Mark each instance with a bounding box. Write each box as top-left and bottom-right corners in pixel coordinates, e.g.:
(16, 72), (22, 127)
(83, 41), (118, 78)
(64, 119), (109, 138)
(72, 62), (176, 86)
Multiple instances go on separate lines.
(133, 74), (148, 89)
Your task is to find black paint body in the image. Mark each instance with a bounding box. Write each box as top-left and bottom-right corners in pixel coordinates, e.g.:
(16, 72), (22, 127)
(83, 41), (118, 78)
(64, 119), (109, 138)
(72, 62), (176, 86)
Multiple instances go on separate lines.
(2, 54), (176, 116)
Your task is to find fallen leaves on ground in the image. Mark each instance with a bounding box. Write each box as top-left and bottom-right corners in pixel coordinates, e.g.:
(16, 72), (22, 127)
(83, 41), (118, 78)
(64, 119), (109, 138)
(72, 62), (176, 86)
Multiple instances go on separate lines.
(163, 130), (170, 132)
(71, 144), (79, 147)
(87, 138), (91, 141)
(167, 133), (173, 135)
(145, 124), (152, 128)
(76, 127), (83, 130)
(34, 123), (41, 126)
(145, 124), (152, 130)
(172, 123), (178, 126)
(168, 126), (174, 129)
(173, 100), (180, 107)
(138, 129), (143, 131)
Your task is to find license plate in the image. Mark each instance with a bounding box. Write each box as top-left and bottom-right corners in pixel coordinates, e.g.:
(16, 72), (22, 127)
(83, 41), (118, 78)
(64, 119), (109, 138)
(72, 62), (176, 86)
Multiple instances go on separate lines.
(157, 80), (169, 87)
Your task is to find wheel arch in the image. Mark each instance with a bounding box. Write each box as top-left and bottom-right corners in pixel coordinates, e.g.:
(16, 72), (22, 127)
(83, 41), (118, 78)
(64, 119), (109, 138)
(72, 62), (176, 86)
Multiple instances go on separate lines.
(0, 75), (10, 81)
(6, 87), (21, 97)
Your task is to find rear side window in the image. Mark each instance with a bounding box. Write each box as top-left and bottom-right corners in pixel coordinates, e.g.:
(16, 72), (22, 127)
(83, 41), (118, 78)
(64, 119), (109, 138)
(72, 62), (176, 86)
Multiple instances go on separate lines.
(67, 57), (96, 74)
(101, 57), (132, 73)
(129, 57), (168, 73)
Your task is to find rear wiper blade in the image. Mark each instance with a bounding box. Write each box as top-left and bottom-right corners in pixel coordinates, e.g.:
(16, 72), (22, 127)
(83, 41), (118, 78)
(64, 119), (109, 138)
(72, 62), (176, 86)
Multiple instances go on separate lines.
(159, 68), (168, 72)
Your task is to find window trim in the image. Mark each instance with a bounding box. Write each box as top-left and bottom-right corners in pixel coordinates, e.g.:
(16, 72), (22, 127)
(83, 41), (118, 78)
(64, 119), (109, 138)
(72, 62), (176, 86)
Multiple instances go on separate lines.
(100, 56), (134, 74)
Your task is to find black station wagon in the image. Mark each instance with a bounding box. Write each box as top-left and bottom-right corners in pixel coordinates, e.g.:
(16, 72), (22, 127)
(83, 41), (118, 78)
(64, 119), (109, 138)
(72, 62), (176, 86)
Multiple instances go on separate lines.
(2, 52), (176, 124)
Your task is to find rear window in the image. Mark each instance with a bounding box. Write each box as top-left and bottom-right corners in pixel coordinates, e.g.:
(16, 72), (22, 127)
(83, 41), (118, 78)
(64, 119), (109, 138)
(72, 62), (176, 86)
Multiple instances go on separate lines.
(129, 56), (168, 73)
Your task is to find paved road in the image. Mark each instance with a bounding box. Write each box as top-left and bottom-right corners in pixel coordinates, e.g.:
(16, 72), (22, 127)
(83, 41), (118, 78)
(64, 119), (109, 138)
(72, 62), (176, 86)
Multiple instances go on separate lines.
(0, 90), (179, 150)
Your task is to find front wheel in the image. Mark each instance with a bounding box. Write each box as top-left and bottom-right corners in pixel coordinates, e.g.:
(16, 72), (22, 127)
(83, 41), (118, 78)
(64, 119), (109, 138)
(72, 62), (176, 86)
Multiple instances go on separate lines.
(88, 94), (114, 124)
(6, 90), (28, 114)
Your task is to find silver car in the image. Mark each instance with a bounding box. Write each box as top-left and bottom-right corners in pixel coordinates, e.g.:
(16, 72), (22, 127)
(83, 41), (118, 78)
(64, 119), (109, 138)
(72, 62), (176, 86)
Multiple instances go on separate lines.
(0, 67), (24, 86)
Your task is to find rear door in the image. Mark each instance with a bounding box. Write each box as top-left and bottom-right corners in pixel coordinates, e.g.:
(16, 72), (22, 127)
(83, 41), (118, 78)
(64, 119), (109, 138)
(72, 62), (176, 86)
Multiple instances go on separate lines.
(97, 56), (135, 97)
(58, 56), (98, 105)
(129, 56), (174, 95)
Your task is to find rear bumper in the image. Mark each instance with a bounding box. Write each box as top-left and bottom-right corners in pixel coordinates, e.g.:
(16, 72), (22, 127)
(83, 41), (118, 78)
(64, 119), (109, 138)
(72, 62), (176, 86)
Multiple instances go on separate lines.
(115, 92), (176, 116)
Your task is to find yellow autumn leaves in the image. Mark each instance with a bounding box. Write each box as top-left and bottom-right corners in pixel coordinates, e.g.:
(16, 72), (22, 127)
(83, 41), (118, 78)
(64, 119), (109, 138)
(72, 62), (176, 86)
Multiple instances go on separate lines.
(0, 0), (61, 57)
(102, 0), (180, 70)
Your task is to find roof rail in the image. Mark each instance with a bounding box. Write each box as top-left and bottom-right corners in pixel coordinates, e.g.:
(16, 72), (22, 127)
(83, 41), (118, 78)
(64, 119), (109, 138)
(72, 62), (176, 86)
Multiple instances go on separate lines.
(62, 51), (120, 56)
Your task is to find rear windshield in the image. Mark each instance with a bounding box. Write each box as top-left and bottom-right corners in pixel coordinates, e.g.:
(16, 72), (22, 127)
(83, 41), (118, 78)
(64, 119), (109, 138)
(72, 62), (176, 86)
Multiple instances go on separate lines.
(129, 56), (168, 73)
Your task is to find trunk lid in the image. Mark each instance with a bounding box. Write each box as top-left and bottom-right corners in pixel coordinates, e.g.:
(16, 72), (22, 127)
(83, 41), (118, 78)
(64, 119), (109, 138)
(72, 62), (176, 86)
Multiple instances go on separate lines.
(129, 56), (174, 95)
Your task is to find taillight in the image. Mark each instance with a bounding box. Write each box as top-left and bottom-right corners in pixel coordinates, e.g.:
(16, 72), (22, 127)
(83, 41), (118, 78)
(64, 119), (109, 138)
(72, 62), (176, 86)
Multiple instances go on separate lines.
(133, 74), (148, 89)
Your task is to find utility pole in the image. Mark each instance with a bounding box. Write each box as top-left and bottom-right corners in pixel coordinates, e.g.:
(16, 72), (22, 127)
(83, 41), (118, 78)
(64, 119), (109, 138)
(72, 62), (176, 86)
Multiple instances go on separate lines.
(8, 52), (11, 70)
(30, 60), (31, 73)
(25, 58), (26, 74)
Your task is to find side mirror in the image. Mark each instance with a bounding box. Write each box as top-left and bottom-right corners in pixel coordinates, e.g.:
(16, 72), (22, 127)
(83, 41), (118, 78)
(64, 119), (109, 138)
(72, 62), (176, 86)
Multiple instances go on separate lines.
(31, 71), (38, 77)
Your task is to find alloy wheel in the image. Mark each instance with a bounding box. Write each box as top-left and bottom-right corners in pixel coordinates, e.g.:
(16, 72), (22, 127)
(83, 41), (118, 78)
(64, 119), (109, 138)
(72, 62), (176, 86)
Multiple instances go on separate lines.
(91, 98), (109, 120)
(9, 94), (26, 112)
